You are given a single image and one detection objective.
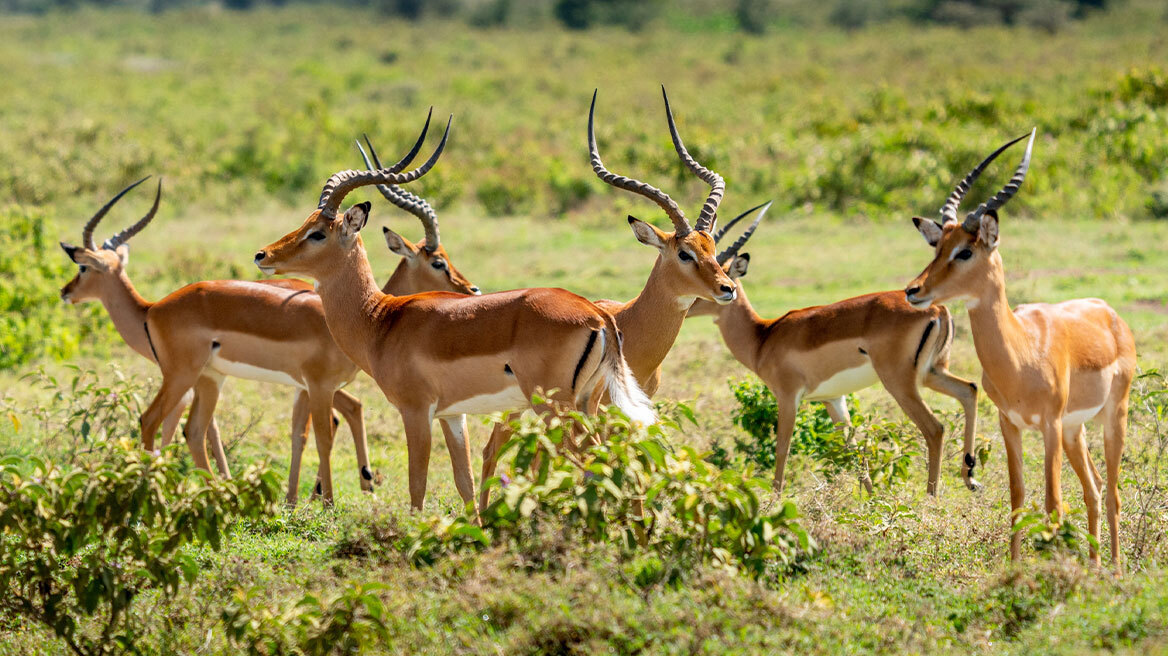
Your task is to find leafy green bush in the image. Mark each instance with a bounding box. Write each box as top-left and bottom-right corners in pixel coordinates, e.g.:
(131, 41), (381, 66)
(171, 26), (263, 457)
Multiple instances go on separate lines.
(222, 583), (391, 656)
(0, 441), (281, 656)
(391, 407), (816, 583)
(714, 378), (918, 490)
(0, 206), (110, 370)
(1013, 506), (1098, 561)
(735, 0), (774, 34)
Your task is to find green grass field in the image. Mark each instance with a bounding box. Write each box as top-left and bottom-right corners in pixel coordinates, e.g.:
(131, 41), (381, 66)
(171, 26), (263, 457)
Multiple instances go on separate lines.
(2, 3), (1168, 654)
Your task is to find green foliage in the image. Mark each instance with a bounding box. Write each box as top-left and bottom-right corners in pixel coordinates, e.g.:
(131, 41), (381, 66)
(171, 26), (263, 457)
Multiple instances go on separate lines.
(1012, 506), (1099, 561)
(715, 378), (918, 489)
(398, 407), (816, 583)
(0, 206), (109, 370)
(552, 0), (661, 30)
(735, 0), (774, 34)
(0, 441), (281, 656)
(222, 583), (391, 655)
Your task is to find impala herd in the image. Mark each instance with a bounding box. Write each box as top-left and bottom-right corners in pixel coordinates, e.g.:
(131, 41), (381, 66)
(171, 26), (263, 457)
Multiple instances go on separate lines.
(59, 88), (1135, 572)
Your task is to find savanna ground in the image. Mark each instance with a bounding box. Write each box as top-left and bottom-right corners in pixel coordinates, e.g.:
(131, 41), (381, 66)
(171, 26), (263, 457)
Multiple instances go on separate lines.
(2, 2), (1168, 653)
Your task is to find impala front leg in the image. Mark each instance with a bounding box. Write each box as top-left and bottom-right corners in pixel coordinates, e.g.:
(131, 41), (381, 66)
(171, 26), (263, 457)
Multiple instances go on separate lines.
(400, 408), (434, 511)
(772, 389), (800, 494)
(307, 387), (337, 506)
(999, 413), (1026, 560)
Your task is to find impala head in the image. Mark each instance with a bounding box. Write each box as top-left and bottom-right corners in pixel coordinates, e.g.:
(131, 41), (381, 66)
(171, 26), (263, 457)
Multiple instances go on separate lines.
(905, 129), (1035, 309)
(59, 177), (162, 304)
(590, 87), (736, 304)
(685, 201), (769, 318)
(355, 126), (479, 295)
(255, 113), (451, 280)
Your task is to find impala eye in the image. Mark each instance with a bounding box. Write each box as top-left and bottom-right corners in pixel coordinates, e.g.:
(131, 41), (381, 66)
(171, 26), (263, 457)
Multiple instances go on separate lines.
(431, 259), (446, 270)
(308, 231), (326, 242)
(678, 251), (693, 263)
(954, 249), (973, 261)
(78, 265), (88, 273)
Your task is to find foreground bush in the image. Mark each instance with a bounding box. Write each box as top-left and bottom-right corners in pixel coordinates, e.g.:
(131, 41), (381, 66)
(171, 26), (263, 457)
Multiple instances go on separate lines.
(397, 407), (816, 584)
(0, 441), (281, 656)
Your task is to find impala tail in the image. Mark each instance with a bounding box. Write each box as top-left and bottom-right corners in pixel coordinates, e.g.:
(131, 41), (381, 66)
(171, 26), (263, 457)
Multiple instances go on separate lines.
(593, 315), (656, 426)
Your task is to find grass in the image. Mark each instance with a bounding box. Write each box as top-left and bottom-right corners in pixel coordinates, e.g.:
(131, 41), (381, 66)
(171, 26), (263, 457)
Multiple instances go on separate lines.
(2, 3), (1168, 654)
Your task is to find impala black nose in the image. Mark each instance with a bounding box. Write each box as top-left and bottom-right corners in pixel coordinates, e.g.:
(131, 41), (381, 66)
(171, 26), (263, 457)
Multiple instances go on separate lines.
(906, 285), (921, 297)
(719, 284), (734, 295)
(254, 251), (266, 262)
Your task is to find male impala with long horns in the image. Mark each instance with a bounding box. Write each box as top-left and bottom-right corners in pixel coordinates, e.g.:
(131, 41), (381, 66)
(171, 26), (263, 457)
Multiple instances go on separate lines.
(254, 112), (654, 511)
(477, 87), (739, 510)
(905, 130), (1135, 569)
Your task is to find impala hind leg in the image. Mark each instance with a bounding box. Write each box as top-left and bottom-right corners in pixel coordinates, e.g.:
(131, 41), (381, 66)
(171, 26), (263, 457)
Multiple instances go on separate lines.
(286, 391), (311, 505)
(1040, 419), (1066, 521)
(332, 390), (373, 493)
(1061, 423), (1101, 566)
(439, 415), (477, 511)
(1103, 390), (1129, 573)
(480, 417), (515, 513)
(1000, 414), (1027, 560)
(182, 375), (222, 473)
(306, 387), (337, 506)
(206, 417), (231, 478)
(881, 381), (946, 496)
(400, 409), (434, 511)
(924, 369), (981, 491)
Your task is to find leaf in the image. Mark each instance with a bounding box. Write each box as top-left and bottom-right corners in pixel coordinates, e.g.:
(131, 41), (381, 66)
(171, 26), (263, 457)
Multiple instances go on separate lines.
(7, 412), (19, 433)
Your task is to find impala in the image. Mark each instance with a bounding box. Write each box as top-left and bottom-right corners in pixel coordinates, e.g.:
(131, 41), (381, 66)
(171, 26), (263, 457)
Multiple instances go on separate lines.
(905, 130), (1135, 569)
(687, 203), (980, 496)
(254, 112), (654, 511)
(477, 87), (738, 510)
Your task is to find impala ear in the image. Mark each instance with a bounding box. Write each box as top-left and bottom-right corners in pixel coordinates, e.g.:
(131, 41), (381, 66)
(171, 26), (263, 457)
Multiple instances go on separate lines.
(913, 217), (943, 247)
(628, 215), (667, 251)
(727, 253), (750, 279)
(382, 226), (417, 258)
(60, 242), (80, 262)
(114, 243), (130, 266)
(978, 210), (1000, 251)
(340, 202), (371, 240)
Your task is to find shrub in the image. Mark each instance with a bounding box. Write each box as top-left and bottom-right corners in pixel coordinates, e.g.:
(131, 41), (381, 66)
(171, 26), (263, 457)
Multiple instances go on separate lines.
(1147, 180), (1168, 219)
(0, 206), (111, 370)
(396, 406), (816, 583)
(736, 0), (774, 34)
(714, 378), (918, 490)
(221, 583), (391, 656)
(0, 441), (281, 656)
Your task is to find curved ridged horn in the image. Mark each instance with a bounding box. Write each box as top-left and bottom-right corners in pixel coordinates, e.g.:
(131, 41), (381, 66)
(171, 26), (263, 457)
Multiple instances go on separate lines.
(81, 176), (150, 250)
(716, 201), (770, 264)
(318, 114), (451, 219)
(588, 89), (692, 236)
(940, 131), (1032, 226)
(962, 128), (1036, 234)
(104, 179), (162, 250)
(661, 85), (725, 234)
(713, 199), (770, 243)
(320, 108), (433, 212)
(357, 135), (440, 251)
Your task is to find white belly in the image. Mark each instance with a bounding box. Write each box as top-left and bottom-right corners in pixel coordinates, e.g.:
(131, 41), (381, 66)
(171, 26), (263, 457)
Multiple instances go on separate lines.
(436, 385), (528, 417)
(209, 356), (306, 390)
(1063, 403), (1104, 428)
(1006, 410), (1041, 430)
(804, 363), (880, 402)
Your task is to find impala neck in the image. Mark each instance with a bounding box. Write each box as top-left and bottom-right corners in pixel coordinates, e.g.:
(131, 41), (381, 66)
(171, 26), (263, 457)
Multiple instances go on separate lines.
(613, 257), (692, 382)
(712, 282), (767, 371)
(380, 259), (412, 295)
(98, 271), (155, 361)
(964, 253), (1028, 379)
(314, 238), (389, 375)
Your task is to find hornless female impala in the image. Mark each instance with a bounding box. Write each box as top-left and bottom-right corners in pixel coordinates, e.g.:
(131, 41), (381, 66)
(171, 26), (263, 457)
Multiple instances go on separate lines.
(476, 87), (739, 511)
(254, 112), (654, 511)
(687, 203), (980, 496)
(905, 130), (1135, 569)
